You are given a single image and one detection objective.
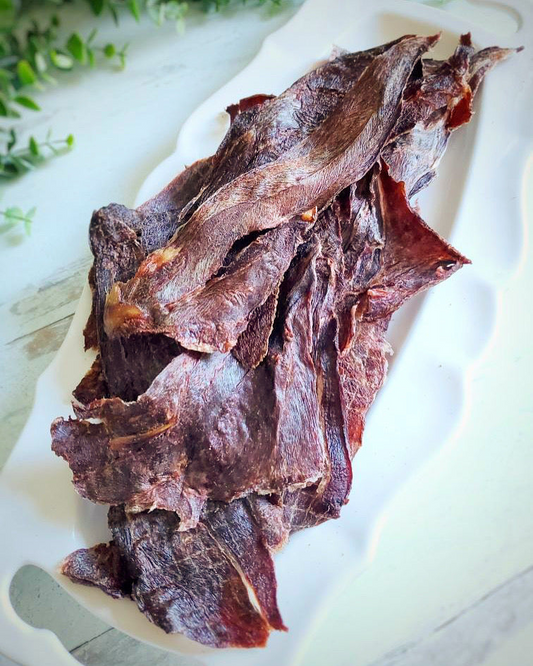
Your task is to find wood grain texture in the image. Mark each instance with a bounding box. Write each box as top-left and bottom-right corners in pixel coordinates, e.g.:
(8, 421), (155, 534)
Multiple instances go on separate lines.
(370, 566), (533, 666)
(0, 259), (89, 468)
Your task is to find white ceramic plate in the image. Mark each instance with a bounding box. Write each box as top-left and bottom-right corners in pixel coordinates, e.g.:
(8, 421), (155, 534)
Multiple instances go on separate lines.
(1, 1), (531, 665)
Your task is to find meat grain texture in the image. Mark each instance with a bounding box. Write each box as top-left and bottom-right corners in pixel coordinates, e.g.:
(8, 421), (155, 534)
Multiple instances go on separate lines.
(52, 33), (518, 648)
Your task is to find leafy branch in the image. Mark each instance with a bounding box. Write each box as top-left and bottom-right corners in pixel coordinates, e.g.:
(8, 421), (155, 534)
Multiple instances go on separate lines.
(0, 128), (74, 179)
(0, 204), (35, 236)
(0, 0), (284, 243)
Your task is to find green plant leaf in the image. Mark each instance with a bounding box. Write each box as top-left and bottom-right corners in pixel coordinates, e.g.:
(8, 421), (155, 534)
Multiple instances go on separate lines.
(89, 0), (105, 15)
(103, 43), (116, 58)
(34, 52), (47, 74)
(6, 206), (24, 220)
(50, 50), (74, 70)
(29, 136), (39, 156)
(66, 33), (87, 64)
(128, 0), (141, 21)
(7, 128), (16, 150)
(17, 59), (37, 85)
(14, 95), (41, 111)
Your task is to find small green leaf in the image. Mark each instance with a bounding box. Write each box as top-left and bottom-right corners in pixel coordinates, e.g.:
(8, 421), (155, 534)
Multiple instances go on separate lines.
(66, 33), (87, 64)
(50, 50), (74, 70)
(29, 136), (39, 156)
(66, 134), (75, 148)
(7, 128), (16, 150)
(0, 98), (8, 116)
(6, 206), (24, 220)
(87, 47), (96, 68)
(103, 43), (116, 59)
(89, 0), (105, 15)
(24, 218), (32, 236)
(14, 95), (41, 111)
(17, 59), (37, 85)
(110, 5), (119, 24)
(87, 28), (98, 45)
(0, 0), (17, 32)
(34, 52), (47, 73)
(27, 206), (37, 219)
(128, 0), (141, 21)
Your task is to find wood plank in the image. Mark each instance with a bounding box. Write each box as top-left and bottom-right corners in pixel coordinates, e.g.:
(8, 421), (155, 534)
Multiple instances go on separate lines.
(369, 565), (533, 666)
(67, 566), (533, 666)
(72, 630), (200, 666)
(9, 566), (109, 655)
(0, 258), (90, 347)
(0, 313), (76, 468)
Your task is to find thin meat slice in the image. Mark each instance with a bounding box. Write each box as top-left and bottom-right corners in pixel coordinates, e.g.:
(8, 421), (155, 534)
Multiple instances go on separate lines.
(64, 501), (285, 647)
(157, 218), (310, 354)
(226, 94), (276, 123)
(337, 318), (392, 459)
(52, 351), (242, 518)
(185, 38), (407, 223)
(83, 156), (211, 400)
(81, 39), (397, 400)
(108, 506), (272, 648)
(383, 35), (518, 197)
(204, 501), (286, 632)
(52, 241), (332, 518)
(104, 36), (438, 341)
(382, 35), (474, 196)
(233, 288), (280, 370)
(467, 45), (520, 95)
(61, 542), (131, 599)
(358, 165), (470, 322)
(72, 356), (106, 410)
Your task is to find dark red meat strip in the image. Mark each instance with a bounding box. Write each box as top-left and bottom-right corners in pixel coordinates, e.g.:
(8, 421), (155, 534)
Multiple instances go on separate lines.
(107, 506), (272, 648)
(232, 288), (280, 370)
(81, 40), (404, 401)
(104, 36), (437, 342)
(61, 542), (131, 599)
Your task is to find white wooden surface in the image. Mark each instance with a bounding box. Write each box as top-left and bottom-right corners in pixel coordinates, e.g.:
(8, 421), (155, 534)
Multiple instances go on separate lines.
(1, 1), (532, 664)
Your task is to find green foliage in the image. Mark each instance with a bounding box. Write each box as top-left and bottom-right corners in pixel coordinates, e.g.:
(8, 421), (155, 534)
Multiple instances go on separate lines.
(0, 0), (283, 240)
(0, 128), (74, 179)
(0, 204), (36, 236)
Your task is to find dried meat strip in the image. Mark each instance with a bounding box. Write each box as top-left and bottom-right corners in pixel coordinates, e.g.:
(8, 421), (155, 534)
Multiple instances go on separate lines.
(52, 240), (332, 515)
(108, 506), (272, 648)
(82, 40), (405, 400)
(62, 502), (284, 648)
(104, 36), (437, 344)
(85, 157), (209, 399)
(61, 542), (131, 599)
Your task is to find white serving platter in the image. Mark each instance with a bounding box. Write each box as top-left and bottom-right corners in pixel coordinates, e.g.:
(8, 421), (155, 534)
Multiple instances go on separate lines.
(0, 0), (531, 664)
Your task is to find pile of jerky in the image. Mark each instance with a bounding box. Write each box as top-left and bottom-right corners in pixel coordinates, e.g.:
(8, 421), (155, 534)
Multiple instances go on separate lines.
(52, 34), (516, 648)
